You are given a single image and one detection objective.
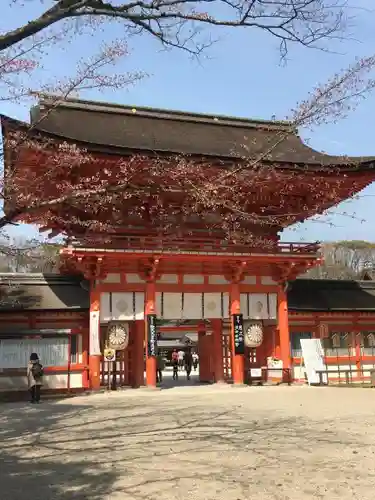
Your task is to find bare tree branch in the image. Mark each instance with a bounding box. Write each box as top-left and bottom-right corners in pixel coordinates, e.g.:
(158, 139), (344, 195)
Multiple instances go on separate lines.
(0, 1), (348, 56)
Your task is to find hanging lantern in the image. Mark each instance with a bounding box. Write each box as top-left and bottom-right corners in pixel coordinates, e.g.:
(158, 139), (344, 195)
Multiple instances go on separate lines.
(244, 321), (264, 348)
(107, 321), (129, 350)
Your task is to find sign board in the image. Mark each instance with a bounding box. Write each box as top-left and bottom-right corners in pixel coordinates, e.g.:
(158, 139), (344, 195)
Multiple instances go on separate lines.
(104, 348), (116, 362)
(232, 314), (244, 355)
(147, 314), (157, 357)
(300, 338), (327, 385)
(250, 368), (262, 378)
(89, 311), (101, 355)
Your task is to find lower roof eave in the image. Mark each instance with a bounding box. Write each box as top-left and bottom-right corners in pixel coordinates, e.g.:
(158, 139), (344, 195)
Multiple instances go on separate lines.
(289, 308), (375, 313)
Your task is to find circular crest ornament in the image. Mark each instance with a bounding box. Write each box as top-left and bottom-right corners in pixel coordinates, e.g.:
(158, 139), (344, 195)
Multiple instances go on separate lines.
(107, 322), (129, 350)
(244, 321), (263, 348)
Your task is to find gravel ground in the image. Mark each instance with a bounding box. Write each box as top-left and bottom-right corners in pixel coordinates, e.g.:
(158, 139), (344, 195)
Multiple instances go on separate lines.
(1, 384), (375, 500)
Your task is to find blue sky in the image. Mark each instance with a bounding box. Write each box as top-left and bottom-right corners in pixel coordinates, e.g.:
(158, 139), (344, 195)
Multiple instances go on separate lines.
(2, 1), (375, 243)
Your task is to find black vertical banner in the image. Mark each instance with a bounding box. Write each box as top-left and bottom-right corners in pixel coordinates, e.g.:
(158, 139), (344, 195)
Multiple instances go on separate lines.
(147, 314), (157, 357)
(232, 313), (244, 355)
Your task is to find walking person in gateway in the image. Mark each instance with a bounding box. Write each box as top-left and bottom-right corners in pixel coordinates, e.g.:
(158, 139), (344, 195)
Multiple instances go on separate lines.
(27, 352), (44, 404)
(184, 349), (193, 381)
(178, 349), (184, 371)
(156, 351), (165, 383)
(192, 351), (199, 371)
(172, 349), (179, 380)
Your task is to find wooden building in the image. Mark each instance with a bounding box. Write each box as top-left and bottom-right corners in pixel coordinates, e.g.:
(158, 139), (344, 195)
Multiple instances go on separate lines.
(2, 96), (375, 391)
(0, 274), (375, 392)
(0, 274), (88, 393)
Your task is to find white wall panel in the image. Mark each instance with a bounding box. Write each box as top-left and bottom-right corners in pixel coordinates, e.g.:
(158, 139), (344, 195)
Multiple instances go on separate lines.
(249, 293), (268, 320)
(268, 293), (277, 320)
(156, 292), (162, 317)
(204, 293), (222, 319)
(183, 275), (205, 284)
(101, 292), (145, 322)
(222, 293), (230, 318)
(261, 276), (277, 285)
(163, 293), (183, 319)
(208, 275), (228, 285)
(183, 293), (203, 319)
(240, 294), (249, 319)
(0, 373), (83, 392)
(126, 273), (145, 283)
(102, 273), (121, 283)
(243, 276), (256, 285)
(157, 274), (178, 284)
(112, 292), (135, 321)
(100, 293), (111, 322)
(134, 292), (145, 320)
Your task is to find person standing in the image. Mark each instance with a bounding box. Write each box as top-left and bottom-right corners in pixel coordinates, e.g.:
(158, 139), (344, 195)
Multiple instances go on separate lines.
(184, 349), (193, 381)
(156, 351), (165, 383)
(27, 352), (44, 404)
(178, 349), (184, 371)
(192, 352), (199, 371)
(171, 349), (179, 380)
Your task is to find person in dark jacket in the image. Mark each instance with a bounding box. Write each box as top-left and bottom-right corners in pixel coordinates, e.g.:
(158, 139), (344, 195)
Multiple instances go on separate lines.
(27, 352), (44, 403)
(156, 352), (165, 383)
(184, 349), (193, 381)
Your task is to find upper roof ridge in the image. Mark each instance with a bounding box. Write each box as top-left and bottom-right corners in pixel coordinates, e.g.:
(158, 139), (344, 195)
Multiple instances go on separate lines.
(36, 94), (293, 132)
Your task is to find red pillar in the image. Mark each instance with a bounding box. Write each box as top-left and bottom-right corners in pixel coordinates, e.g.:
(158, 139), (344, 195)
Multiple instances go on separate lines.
(211, 319), (224, 383)
(82, 326), (89, 389)
(89, 284), (101, 390)
(145, 281), (157, 388)
(230, 282), (245, 384)
(133, 320), (145, 387)
(278, 284), (291, 382)
(198, 322), (210, 382)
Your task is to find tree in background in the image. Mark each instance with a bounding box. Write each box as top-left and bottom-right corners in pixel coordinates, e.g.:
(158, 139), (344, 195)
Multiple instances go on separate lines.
(305, 241), (375, 280)
(0, 238), (61, 272)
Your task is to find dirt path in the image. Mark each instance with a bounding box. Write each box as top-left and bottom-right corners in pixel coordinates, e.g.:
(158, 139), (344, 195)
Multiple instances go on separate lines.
(1, 385), (374, 499)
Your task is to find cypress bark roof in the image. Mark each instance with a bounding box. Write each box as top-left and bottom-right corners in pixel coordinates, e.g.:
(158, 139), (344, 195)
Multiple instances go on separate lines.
(0, 274), (375, 313)
(0, 273), (89, 311)
(288, 279), (375, 312)
(23, 95), (375, 168)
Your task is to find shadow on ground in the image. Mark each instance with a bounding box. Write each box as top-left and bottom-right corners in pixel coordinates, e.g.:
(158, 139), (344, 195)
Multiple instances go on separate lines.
(1, 388), (375, 499)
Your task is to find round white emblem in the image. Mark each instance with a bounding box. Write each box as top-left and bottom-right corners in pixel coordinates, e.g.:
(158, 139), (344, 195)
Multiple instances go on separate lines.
(244, 322), (263, 348)
(108, 323), (129, 349)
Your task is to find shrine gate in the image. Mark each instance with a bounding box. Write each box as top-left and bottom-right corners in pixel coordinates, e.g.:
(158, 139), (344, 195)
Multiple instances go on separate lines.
(2, 95), (375, 390)
(61, 242), (319, 388)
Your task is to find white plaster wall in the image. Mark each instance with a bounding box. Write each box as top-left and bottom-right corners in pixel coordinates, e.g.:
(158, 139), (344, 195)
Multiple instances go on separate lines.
(360, 363), (375, 377)
(0, 372), (83, 391)
(261, 276), (277, 285)
(208, 275), (228, 285)
(292, 366), (307, 381)
(101, 273), (121, 283)
(183, 275), (204, 284)
(326, 365), (357, 382)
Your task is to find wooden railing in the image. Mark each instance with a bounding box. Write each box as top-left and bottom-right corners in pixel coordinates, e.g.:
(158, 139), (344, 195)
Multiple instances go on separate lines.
(72, 236), (320, 256)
